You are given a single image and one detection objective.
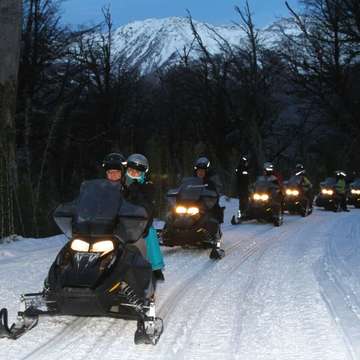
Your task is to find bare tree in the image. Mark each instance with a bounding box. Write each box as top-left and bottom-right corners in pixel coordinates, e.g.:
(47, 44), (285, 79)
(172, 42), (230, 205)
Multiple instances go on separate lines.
(0, 0), (22, 240)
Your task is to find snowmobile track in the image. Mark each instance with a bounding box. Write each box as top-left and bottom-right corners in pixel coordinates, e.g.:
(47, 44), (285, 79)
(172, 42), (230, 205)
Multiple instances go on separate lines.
(159, 226), (272, 320)
(21, 317), (88, 360)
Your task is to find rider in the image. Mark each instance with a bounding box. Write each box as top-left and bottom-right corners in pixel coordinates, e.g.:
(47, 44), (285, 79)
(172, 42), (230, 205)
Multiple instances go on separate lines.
(102, 152), (126, 184)
(335, 170), (349, 212)
(260, 162), (282, 187)
(259, 162), (283, 212)
(193, 156), (224, 224)
(235, 155), (250, 219)
(124, 154), (165, 281)
(293, 163), (313, 209)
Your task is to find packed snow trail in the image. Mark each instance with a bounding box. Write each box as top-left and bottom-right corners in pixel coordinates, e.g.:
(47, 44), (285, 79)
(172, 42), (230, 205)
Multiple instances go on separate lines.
(0, 199), (359, 360)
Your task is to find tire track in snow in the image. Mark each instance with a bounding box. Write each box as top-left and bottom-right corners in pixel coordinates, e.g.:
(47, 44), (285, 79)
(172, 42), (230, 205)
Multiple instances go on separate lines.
(172, 217), (307, 359)
(316, 213), (360, 360)
(21, 317), (87, 360)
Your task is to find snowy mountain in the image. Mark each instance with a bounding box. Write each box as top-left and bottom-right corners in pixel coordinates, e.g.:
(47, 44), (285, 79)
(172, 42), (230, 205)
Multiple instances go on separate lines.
(112, 17), (299, 74)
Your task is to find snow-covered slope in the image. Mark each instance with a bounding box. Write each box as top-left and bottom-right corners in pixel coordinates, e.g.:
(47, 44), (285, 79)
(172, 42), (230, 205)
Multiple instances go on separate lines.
(112, 17), (243, 73)
(112, 17), (298, 74)
(1, 202), (360, 359)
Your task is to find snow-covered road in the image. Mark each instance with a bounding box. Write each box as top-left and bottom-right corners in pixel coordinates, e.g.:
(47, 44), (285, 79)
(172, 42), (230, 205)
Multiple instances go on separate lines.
(1, 199), (360, 360)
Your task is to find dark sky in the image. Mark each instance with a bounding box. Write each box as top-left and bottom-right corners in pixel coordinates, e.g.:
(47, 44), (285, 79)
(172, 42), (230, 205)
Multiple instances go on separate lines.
(60, 0), (300, 28)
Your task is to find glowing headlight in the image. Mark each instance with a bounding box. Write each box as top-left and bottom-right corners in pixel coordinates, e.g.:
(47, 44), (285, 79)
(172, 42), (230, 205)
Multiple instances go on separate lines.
(91, 240), (114, 254)
(286, 189), (300, 196)
(187, 207), (199, 215)
(253, 193), (269, 201)
(351, 189), (360, 195)
(321, 189), (334, 195)
(71, 239), (90, 252)
(175, 206), (200, 215)
(175, 206), (187, 214)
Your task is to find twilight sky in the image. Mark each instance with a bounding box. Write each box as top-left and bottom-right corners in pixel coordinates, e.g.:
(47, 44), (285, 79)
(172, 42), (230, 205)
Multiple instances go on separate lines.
(60, 0), (300, 28)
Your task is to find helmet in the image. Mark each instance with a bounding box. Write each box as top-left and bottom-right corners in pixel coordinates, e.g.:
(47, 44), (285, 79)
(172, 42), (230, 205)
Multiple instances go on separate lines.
(295, 163), (305, 175)
(239, 155), (248, 168)
(194, 157), (211, 170)
(335, 170), (346, 178)
(263, 162), (274, 175)
(126, 153), (149, 173)
(102, 153), (126, 172)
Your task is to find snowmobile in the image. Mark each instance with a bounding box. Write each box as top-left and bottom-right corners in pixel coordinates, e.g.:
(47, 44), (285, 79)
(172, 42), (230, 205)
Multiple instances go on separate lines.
(0, 179), (163, 345)
(348, 179), (360, 208)
(231, 178), (283, 226)
(283, 176), (312, 217)
(315, 177), (341, 212)
(160, 177), (225, 259)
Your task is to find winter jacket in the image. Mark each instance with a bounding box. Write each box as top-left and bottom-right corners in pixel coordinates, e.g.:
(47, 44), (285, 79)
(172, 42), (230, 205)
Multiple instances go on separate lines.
(336, 178), (346, 195)
(123, 180), (155, 236)
(235, 166), (250, 196)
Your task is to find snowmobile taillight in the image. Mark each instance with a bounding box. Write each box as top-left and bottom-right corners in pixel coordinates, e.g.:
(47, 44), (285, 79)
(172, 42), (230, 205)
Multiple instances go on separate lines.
(253, 193), (269, 201)
(286, 189), (299, 196)
(321, 189), (334, 195)
(175, 206), (199, 216)
(71, 239), (90, 252)
(351, 189), (360, 195)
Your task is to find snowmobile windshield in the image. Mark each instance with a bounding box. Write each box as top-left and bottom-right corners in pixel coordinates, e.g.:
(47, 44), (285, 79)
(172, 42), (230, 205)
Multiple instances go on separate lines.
(73, 179), (122, 236)
(116, 199), (148, 243)
(53, 179), (148, 242)
(320, 177), (336, 187)
(286, 176), (302, 186)
(167, 177), (218, 209)
(254, 178), (279, 192)
(53, 201), (77, 238)
(351, 179), (360, 188)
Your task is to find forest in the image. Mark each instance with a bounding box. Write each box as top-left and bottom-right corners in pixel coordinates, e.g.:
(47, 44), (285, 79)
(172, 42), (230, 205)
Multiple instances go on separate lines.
(0, 0), (359, 238)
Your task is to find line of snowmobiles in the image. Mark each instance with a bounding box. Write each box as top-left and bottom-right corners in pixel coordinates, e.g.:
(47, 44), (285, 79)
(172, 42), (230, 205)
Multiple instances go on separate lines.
(0, 179), (163, 345)
(315, 177), (360, 211)
(231, 174), (315, 226)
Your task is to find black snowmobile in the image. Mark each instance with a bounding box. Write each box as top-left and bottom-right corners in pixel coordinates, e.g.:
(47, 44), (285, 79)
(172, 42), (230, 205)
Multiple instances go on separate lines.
(232, 177), (283, 226)
(315, 177), (341, 211)
(0, 179), (163, 345)
(283, 175), (312, 217)
(160, 177), (225, 259)
(348, 179), (360, 208)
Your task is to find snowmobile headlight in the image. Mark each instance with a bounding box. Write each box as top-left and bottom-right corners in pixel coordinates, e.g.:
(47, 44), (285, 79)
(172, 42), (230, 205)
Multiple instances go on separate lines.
(351, 189), (360, 195)
(253, 193), (269, 201)
(322, 189), (334, 195)
(175, 206), (187, 214)
(91, 240), (114, 254)
(71, 239), (90, 252)
(187, 207), (199, 216)
(286, 189), (299, 196)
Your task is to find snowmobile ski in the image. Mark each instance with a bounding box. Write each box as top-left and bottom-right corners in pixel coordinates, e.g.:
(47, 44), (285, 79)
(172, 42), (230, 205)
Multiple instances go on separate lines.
(0, 308), (38, 340)
(134, 301), (163, 345)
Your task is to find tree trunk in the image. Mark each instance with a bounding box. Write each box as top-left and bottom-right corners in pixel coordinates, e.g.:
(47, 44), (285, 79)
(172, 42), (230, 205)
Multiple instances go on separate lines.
(0, 0), (22, 240)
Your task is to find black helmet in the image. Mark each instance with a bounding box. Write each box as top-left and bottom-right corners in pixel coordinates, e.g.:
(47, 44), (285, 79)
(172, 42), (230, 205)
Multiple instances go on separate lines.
(295, 163), (305, 175)
(264, 162), (274, 175)
(239, 155), (248, 168)
(126, 153), (149, 173)
(194, 157), (211, 170)
(335, 170), (346, 178)
(102, 153), (126, 172)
